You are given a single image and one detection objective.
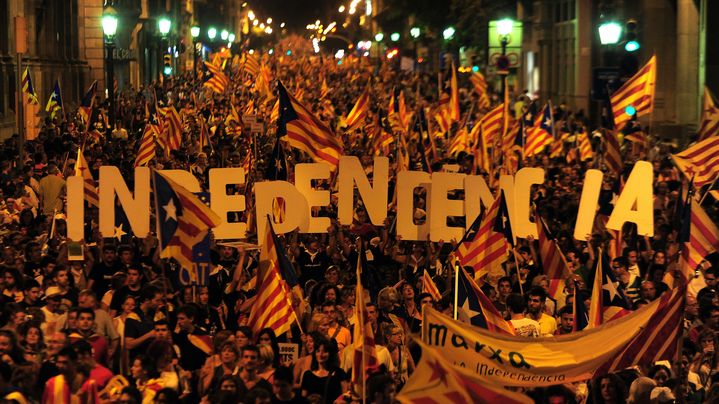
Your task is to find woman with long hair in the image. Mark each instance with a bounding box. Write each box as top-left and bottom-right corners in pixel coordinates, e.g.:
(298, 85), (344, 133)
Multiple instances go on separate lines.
(383, 323), (414, 389)
(300, 338), (348, 403)
(294, 331), (321, 389)
(590, 373), (627, 404)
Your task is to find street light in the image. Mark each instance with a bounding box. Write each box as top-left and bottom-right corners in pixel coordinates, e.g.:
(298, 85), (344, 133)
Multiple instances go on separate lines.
(598, 21), (622, 45)
(374, 32), (384, 42)
(220, 29), (229, 41)
(191, 26), (200, 80)
(390, 32), (400, 42)
(410, 27), (421, 39)
(158, 17), (171, 36)
(208, 27), (217, 40)
(102, 7), (118, 129)
(442, 26), (455, 40)
(496, 18), (514, 36)
(228, 33), (235, 42)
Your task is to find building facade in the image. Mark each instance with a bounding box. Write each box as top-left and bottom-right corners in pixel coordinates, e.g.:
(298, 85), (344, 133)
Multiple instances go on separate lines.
(519, 0), (718, 140)
(0, 0), (105, 139)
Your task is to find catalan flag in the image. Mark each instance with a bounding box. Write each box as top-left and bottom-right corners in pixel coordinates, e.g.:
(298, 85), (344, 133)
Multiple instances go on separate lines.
(448, 128), (471, 156)
(449, 61), (460, 121)
(698, 87), (719, 141)
(248, 217), (300, 336)
(610, 55), (656, 131)
(45, 80), (63, 118)
(455, 196), (509, 277)
(597, 284), (685, 375)
(603, 129), (623, 174)
(162, 106), (182, 152)
(456, 266), (515, 334)
(42, 375), (71, 404)
(242, 52), (261, 76)
(672, 136), (719, 188)
(277, 81), (343, 169)
(469, 71), (490, 109)
(422, 269), (442, 301)
(352, 246), (378, 398)
(577, 130), (594, 161)
(524, 102), (554, 157)
(536, 213), (571, 302)
(74, 148), (99, 207)
(346, 85), (370, 131)
(480, 103), (504, 145)
(679, 198), (719, 279)
(152, 170), (222, 270)
(397, 339), (532, 404)
(78, 80), (98, 124)
(387, 88), (405, 134)
(21, 67), (39, 105)
(202, 61), (229, 93)
(587, 251), (631, 328)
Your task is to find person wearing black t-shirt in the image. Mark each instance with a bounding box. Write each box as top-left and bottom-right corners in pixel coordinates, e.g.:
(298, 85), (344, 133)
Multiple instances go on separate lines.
(300, 338), (348, 403)
(88, 245), (124, 298)
(272, 366), (309, 404)
(109, 267), (144, 316)
(296, 238), (330, 286)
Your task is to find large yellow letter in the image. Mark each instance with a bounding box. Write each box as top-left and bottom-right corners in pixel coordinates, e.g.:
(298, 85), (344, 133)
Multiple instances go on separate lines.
(209, 168), (246, 240)
(99, 166), (150, 238)
(337, 156), (389, 226)
(396, 170), (431, 241)
(573, 169), (604, 240)
(295, 163), (331, 233)
(429, 172), (466, 242)
(66, 176), (84, 241)
(255, 181), (310, 242)
(607, 161), (654, 236)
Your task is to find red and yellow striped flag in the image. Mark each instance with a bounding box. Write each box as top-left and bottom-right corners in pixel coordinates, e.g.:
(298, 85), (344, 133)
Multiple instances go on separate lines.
(134, 124), (157, 167)
(536, 213), (571, 302)
(672, 136), (719, 188)
(153, 170), (222, 270)
(480, 103), (504, 145)
(448, 128), (471, 156)
(243, 52), (261, 76)
(698, 87), (719, 141)
(603, 130), (623, 174)
(75, 148), (99, 207)
(610, 55), (656, 131)
(470, 71), (490, 109)
(455, 196), (509, 275)
(680, 200), (719, 279)
(278, 81), (343, 169)
(346, 85), (370, 131)
(161, 106), (182, 152)
(421, 269), (442, 301)
(577, 130), (594, 161)
(202, 61), (229, 94)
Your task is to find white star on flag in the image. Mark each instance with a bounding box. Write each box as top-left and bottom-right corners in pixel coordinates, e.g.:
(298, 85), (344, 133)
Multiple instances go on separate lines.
(113, 223), (127, 241)
(603, 278), (620, 302)
(163, 199), (177, 222)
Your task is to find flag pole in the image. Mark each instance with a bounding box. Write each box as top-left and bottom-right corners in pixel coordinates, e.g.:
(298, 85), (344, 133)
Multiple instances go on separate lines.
(698, 176), (718, 205)
(453, 261), (459, 320)
(513, 249), (524, 295)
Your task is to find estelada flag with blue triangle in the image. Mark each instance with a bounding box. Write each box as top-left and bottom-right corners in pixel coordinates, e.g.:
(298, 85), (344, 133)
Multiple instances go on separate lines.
(45, 80), (63, 118)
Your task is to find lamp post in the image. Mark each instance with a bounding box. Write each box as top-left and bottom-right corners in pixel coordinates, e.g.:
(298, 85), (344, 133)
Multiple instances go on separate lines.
(208, 27), (217, 41)
(191, 25), (200, 80)
(158, 17), (172, 77)
(102, 7), (118, 129)
(410, 27), (420, 68)
(496, 18), (514, 98)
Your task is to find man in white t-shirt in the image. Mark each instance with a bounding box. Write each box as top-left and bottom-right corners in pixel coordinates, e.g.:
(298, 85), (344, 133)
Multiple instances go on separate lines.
(507, 293), (541, 338)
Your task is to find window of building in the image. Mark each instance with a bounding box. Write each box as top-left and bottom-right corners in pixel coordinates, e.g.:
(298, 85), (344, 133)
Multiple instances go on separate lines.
(0, 0), (8, 54)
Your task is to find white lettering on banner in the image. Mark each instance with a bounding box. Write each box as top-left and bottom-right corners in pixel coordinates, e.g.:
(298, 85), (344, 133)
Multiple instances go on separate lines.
(65, 159), (655, 243)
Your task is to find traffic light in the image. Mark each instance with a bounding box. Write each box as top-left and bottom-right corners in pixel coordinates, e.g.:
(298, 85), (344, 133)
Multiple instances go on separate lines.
(163, 54), (172, 76)
(496, 54), (510, 75)
(624, 19), (640, 52)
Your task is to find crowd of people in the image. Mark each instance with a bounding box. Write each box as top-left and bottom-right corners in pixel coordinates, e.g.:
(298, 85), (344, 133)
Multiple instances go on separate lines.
(0, 49), (716, 404)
